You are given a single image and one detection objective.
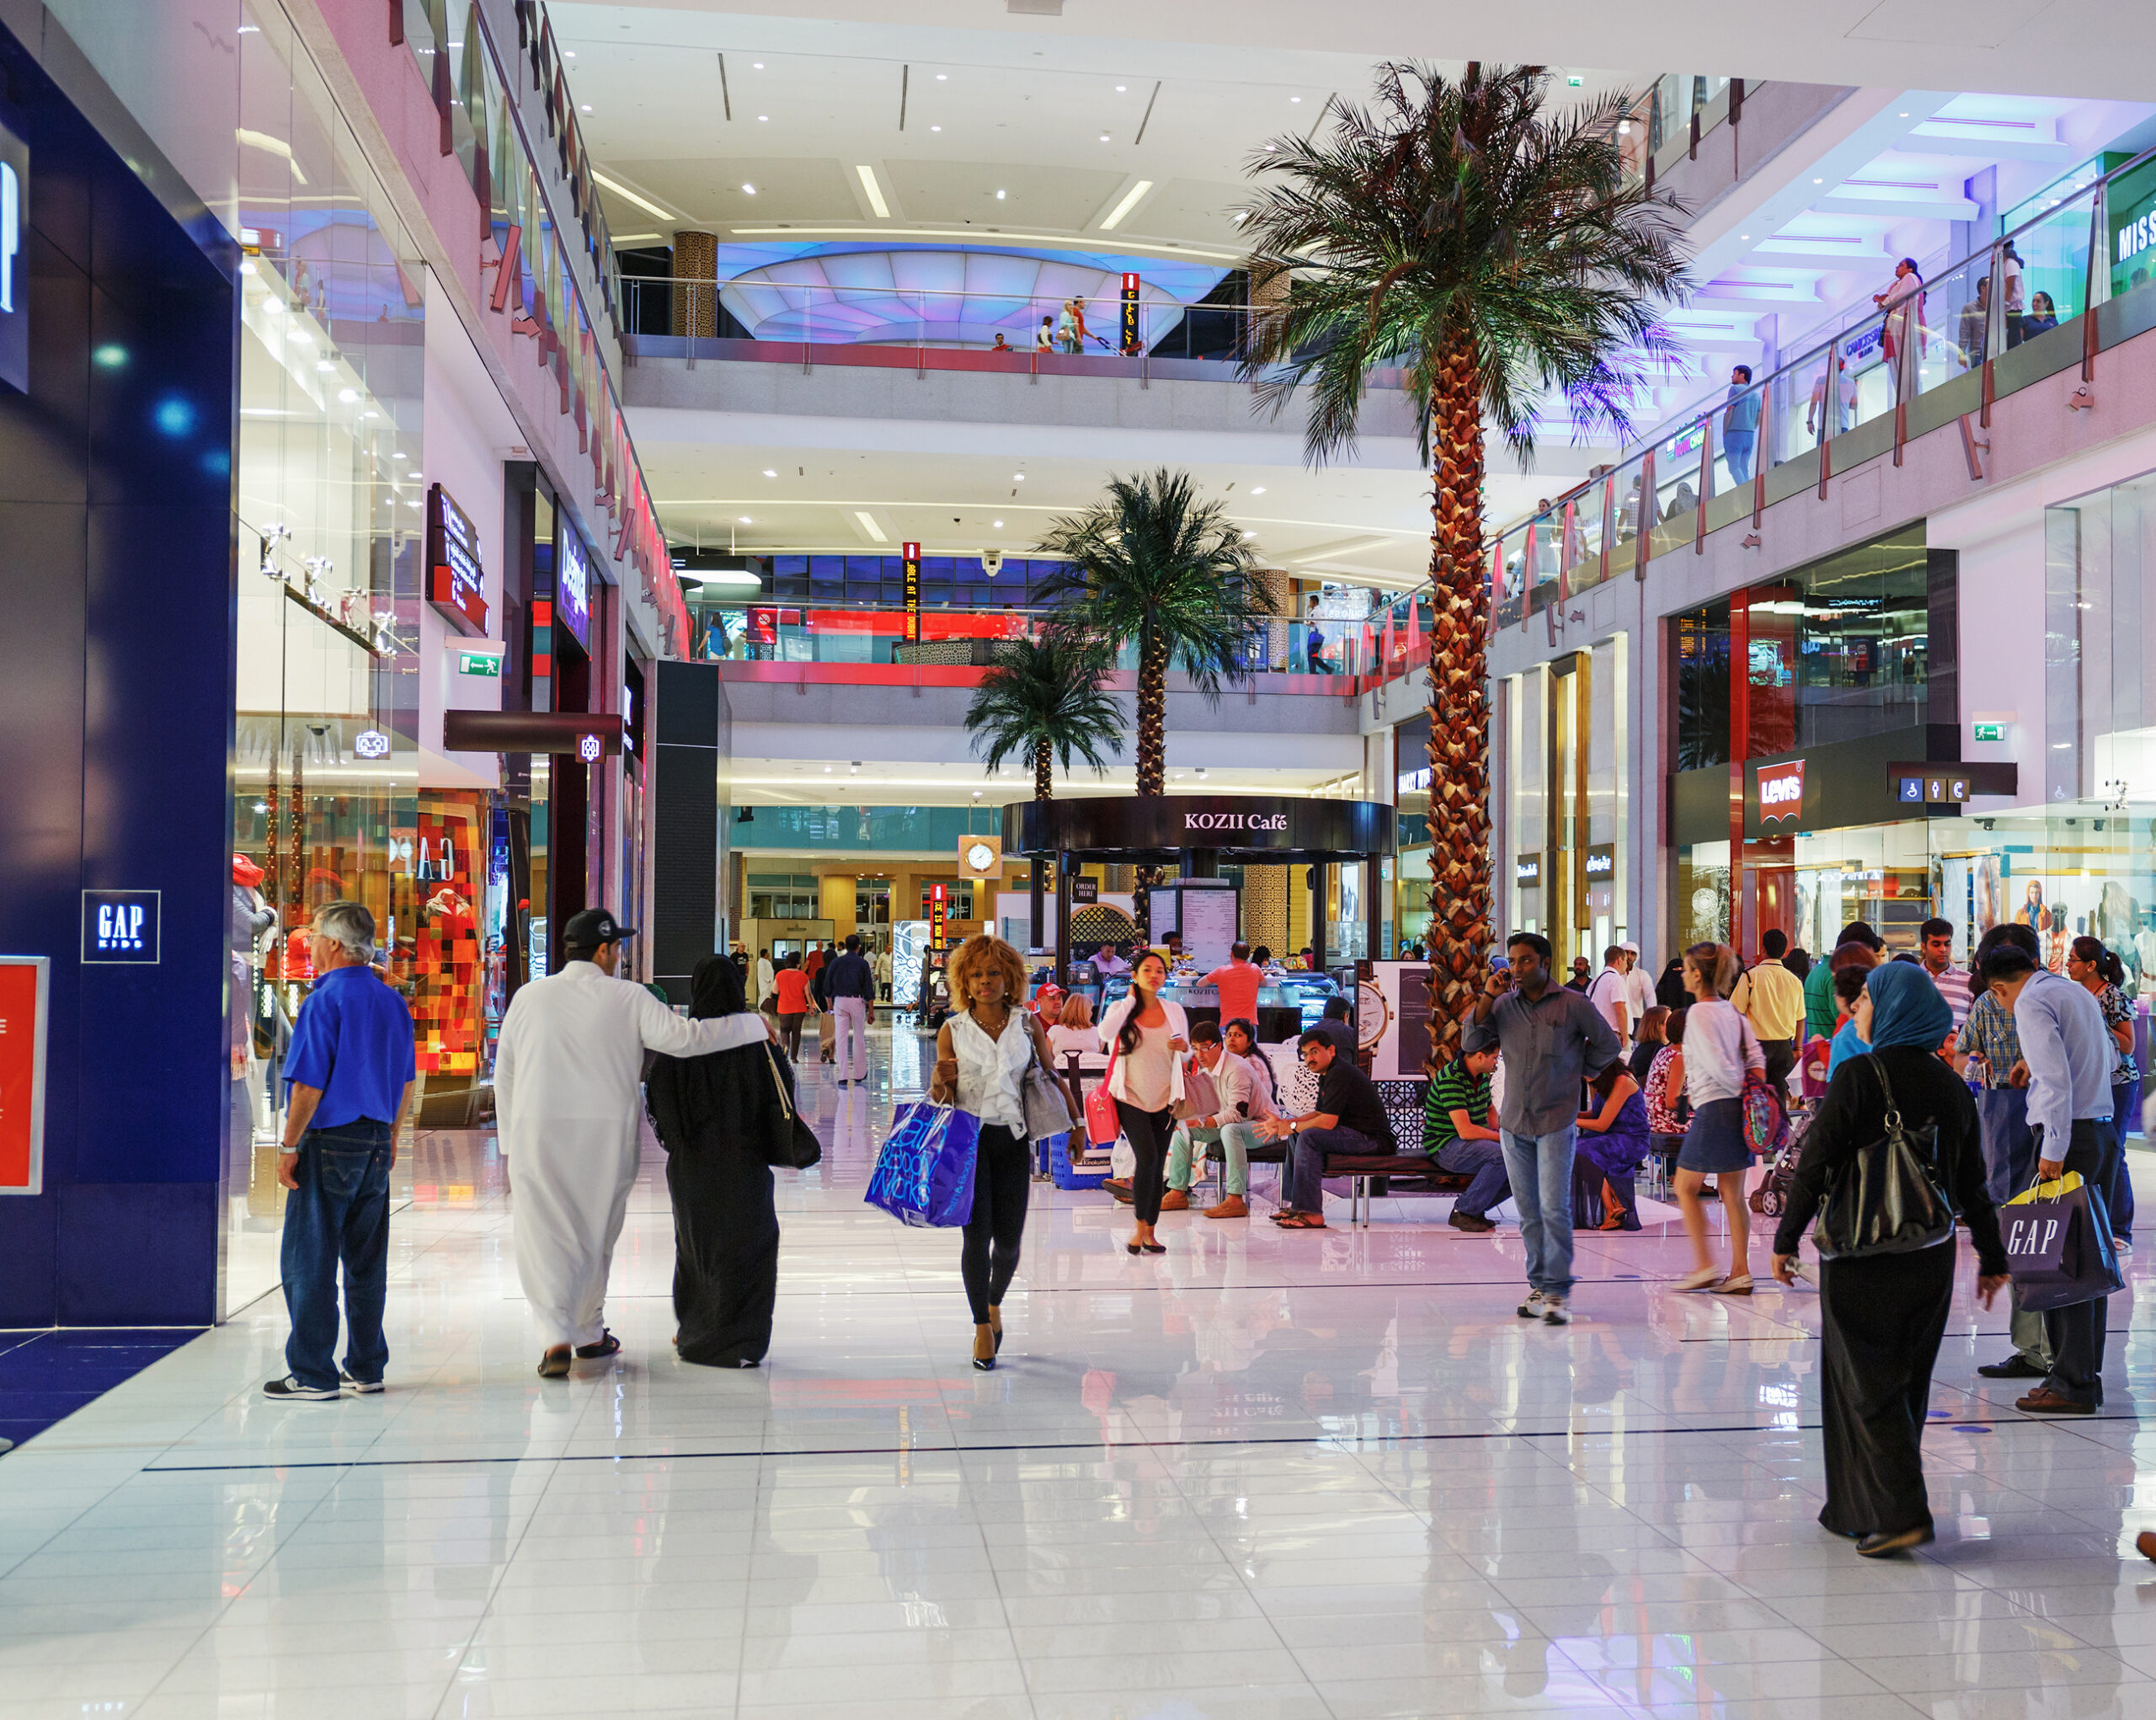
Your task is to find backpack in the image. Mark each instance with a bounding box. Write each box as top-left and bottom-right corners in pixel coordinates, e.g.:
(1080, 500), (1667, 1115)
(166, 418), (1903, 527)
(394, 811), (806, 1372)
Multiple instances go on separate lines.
(1741, 1066), (1786, 1156)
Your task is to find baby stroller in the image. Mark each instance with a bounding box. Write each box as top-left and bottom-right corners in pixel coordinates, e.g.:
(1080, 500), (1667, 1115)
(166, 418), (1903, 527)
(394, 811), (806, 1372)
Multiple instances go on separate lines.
(1748, 1100), (1812, 1218)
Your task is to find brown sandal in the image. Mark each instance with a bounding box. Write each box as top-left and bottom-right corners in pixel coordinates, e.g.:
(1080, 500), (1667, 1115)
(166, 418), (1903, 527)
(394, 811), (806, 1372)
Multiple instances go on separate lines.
(1278, 1211), (1327, 1230)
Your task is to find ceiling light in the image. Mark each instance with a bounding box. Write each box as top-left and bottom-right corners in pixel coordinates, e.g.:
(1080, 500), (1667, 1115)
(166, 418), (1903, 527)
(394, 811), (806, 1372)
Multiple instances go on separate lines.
(741, 183), (756, 195)
(260, 298), (283, 314)
(1195, 767), (1208, 779)
(936, 72), (947, 80)
(1251, 485), (1266, 495)
(1813, 178), (1823, 184)
(593, 171), (674, 222)
(993, 519), (1003, 528)
(854, 510), (888, 542)
(824, 765), (833, 773)
(338, 388), (359, 403)
(931, 125), (941, 132)
(739, 515), (752, 523)
(392, 451), (408, 461)
(1100, 179), (1154, 230)
(563, 49), (574, 58)
(1115, 84), (1127, 92)
(1289, 96), (1301, 104)
(1012, 473), (1025, 482)
(1099, 133), (1111, 143)
(763, 468), (777, 477)
(1899, 111), (1910, 117)
(237, 260), (257, 276)
(995, 189), (1006, 200)
(579, 104), (592, 113)
(971, 789), (982, 800)
(752, 61), (763, 68)
(758, 115), (768, 122)
(855, 163), (889, 218)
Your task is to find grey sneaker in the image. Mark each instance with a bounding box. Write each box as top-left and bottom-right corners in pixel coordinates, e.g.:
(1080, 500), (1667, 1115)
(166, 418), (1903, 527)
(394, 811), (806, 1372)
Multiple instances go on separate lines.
(1517, 1290), (1545, 1318)
(1541, 1295), (1571, 1326)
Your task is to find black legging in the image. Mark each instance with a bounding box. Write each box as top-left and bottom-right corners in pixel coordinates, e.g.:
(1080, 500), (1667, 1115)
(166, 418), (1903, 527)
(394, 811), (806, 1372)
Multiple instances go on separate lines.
(1116, 1100), (1176, 1226)
(777, 1012), (804, 1059)
(961, 1124), (1030, 1323)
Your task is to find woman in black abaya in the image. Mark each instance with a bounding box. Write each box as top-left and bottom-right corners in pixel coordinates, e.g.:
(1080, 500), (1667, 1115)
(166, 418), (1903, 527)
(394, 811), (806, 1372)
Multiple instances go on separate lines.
(1771, 961), (2009, 1556)
(646, 954), (790, 1367)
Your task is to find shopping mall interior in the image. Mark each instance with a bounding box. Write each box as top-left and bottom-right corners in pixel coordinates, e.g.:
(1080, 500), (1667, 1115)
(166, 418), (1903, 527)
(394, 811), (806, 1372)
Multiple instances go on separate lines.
(6, 0), (2156, 1713)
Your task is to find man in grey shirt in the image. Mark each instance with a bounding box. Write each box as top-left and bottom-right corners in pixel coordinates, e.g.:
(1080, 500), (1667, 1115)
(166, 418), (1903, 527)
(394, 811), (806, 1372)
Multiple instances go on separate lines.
(1983, 943), (2119, 1413)
(1465, 932), (1621, 1325)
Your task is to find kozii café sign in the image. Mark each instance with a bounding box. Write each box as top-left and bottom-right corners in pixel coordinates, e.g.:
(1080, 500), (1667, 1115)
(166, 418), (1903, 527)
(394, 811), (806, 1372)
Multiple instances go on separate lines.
(0, 116), (27, 395)
(1757, 759), (1806, 825)
(1183, 810), (1289, 834)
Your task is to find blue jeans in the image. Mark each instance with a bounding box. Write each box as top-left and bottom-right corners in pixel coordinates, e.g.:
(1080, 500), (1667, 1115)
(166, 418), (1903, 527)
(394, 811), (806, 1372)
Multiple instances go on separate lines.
(280, 1118), (393, 1391)
(1724, 431), (1756, 484)
(2110, 1079), (2138, 1235)
(1435, 1138), (1509, 1217)
(1501, 1126), (1577, 1295)
(1284, 1125), (1383, 1213)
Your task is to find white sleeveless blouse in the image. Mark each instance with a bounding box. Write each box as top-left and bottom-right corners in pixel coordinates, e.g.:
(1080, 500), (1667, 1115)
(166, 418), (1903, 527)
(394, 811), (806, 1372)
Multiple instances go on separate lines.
(949, 1008), (1031, 1134)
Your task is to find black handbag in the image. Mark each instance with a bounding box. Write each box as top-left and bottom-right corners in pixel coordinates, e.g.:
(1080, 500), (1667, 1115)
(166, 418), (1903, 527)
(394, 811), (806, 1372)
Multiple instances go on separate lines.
(1810, 1055), (1955, 1260)
(761, 1045), (824, 1170)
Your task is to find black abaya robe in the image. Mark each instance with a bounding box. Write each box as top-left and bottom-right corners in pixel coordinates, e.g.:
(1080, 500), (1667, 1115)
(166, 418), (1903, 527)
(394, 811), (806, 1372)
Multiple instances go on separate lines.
(1774, 1045), (2008, 1538)
(645, 958), (792, 1367)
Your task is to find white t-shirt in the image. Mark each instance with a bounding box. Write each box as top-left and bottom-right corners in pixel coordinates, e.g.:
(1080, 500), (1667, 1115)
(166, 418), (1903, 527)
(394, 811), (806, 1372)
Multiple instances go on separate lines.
(1681, 999), (1764, 1105)
(1047, 1023), (1098, 1061)
(1624, 964), (1657, 1028)
(1585, 968), (1630, 1039)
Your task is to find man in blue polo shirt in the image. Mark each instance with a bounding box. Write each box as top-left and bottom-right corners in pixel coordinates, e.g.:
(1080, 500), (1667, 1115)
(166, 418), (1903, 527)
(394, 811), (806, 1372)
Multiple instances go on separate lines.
(265, 900), (416, 1401)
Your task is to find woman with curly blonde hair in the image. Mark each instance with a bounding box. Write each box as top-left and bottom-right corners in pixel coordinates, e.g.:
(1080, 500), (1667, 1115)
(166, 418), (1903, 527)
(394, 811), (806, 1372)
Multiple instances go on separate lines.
(930, 933), (1054, 1370)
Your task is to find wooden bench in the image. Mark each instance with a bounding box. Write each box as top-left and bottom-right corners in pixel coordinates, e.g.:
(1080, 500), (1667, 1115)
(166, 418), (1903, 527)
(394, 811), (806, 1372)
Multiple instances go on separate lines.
(1317, 1151), (1474, 1227)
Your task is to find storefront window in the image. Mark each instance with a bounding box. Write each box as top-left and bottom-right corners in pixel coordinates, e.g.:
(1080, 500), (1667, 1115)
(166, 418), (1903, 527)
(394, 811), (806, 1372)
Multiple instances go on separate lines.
(1677, 841), (1732, 948)
(226, 3), (424, 1312)
(1781, 526), (1929, 749)
(1675, 603), (1731, 771)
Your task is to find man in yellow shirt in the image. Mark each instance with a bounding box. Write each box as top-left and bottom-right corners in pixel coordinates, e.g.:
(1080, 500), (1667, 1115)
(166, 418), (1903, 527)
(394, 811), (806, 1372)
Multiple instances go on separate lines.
(1730, 928), (1806, 1092)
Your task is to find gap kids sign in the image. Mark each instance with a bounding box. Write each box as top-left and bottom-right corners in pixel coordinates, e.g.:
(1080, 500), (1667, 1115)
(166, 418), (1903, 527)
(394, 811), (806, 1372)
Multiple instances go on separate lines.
(1756, 759), (1806, 825)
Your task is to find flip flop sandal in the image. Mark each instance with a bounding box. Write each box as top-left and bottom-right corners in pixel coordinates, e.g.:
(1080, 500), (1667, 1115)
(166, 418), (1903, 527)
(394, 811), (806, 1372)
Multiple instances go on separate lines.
(1278, 1212), (1327, 1230)
(574, 1331), (622, 1360)
(536, 1347), (572, 1379)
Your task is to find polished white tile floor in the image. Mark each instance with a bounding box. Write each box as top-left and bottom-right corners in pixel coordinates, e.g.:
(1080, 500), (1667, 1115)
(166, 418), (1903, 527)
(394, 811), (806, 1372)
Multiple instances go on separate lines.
(6, 1025), (2156, 1718)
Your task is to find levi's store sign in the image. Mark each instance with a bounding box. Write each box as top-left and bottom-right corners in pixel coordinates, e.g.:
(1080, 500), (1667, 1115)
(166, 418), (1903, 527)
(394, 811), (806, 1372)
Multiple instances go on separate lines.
(1756, 760), (1806, 824)
(427, 484), (488, 638)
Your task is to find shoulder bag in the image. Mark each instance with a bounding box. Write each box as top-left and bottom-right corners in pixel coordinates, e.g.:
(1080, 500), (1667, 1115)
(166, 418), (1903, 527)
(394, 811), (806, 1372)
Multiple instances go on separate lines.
(760, 1044), (824, 1170)
(1811, 1055), (1954, 1260)
(1084, 1020), (1124, 1147)
(1022, 1028), (1083, 1143)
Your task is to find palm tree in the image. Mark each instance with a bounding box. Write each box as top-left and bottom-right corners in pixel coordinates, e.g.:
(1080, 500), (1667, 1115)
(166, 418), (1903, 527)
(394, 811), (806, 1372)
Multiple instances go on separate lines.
(1238, 62), (1689, 1057)
(1033, 469), (1267, 797)
(963, 630), (1124, 800)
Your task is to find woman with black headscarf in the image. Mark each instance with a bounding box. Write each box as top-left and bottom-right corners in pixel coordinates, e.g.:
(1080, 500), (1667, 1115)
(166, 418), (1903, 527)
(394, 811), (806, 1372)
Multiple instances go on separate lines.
(645, 954), (791, 1366)
(1655, 956), (1690, 1012)
(1771, 962), (2009, 1557)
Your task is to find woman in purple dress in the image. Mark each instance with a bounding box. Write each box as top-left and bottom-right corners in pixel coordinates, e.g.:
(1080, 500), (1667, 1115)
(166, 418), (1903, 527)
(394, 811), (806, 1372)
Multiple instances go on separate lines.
(1575, 1060), (1651, 1231)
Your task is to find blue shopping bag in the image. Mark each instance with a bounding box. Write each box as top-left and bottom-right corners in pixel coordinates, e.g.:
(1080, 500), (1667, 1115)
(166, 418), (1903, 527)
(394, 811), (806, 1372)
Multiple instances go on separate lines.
(864, 1102), (981, 1228)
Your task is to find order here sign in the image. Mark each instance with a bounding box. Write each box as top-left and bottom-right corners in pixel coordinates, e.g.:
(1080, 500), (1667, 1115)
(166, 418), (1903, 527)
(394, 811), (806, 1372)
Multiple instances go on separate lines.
(0, 956), (49, 1196)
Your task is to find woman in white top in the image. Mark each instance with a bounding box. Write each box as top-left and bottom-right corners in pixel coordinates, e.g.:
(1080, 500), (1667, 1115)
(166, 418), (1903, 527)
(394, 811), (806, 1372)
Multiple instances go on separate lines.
(1097, 950), (1189, 1254)
(1875, 257), (1927, 398)
(931, 934), (1056, 1370)
(1673, 941), (1766, 1295)
(1047, 993), (1099, 1062)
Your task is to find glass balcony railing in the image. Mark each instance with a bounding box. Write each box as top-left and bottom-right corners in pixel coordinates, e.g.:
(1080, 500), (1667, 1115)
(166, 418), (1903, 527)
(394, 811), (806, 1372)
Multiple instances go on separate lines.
(1481, 146), (2155, 626)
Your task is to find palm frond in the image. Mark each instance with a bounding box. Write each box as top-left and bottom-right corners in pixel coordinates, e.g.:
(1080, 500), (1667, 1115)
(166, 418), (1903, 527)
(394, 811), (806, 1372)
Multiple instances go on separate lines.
(961, 631), (1124, 788)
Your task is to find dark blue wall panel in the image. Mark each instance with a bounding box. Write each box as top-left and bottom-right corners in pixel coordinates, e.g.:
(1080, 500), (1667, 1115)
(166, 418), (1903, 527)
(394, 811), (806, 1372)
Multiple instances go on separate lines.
(0, 19), (236, 1326)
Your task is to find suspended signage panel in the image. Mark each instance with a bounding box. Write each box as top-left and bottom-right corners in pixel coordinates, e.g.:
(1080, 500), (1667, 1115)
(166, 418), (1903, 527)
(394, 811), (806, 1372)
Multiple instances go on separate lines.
(427, 484), (488, 638)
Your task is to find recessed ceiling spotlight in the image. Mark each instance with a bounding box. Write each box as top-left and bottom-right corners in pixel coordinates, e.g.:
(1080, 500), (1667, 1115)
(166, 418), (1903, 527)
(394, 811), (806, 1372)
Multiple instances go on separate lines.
(1195, 767), (1208, 779)
(1012, 473), (1025, 482)
(1099, 133), (1111, 142)
(971, 789), (982, 800)
(931, 125), (942, 132)
(579, 104), (592, 113)
(752, 61), (764, 68)
(563, 50), (575, 57)
(739, 515), (752, 523)
(995, 189), (1006, 200)
(1899, 111), (1909, 117)
(993, 519), (1004, 527)
(741, 183), (756, 195)
(1115, 83), (1126, 92)
(1289, 96), (1301, 104)
(758, 115), (768, 122)
(1812, 177), (1823, 184)
(936, 72), (947, 80)
(763, 468), (776, 477)
(1251, 485), (1266, 494)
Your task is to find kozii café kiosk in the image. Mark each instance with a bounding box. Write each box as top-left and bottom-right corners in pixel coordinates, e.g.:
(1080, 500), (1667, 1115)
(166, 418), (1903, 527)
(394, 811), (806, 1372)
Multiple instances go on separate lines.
(1004, 794), (1397, 980)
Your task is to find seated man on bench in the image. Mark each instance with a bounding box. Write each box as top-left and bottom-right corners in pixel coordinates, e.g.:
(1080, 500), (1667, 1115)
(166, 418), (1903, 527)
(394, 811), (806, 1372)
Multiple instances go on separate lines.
(1265, 1028), (1402, 1229)
(1164, 1020), (1273, 1219)
(1428, 1045), (1508, 1234)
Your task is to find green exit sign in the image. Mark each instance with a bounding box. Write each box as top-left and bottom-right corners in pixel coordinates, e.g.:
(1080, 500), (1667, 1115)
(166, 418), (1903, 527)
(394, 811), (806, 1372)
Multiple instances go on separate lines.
(1973, 722), (2005, 742)
(457, 649), (503, 678)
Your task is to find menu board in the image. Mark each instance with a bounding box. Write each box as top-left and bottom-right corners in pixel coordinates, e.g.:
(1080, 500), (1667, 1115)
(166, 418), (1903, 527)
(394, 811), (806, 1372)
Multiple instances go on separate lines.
(1177, 888), (1239, 970)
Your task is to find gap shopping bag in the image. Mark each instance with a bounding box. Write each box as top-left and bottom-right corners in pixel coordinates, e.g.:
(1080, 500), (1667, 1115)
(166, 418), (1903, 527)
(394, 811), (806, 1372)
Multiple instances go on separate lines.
(2003, 1171), (2125, 1314)
(864, 1102), (982, 1228)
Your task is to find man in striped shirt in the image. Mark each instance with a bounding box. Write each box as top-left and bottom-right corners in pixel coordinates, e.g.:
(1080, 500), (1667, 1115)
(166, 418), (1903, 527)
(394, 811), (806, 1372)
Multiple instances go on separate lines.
(1427, 1047), (1507, 1233)
(1921, 917), (1976, 1042)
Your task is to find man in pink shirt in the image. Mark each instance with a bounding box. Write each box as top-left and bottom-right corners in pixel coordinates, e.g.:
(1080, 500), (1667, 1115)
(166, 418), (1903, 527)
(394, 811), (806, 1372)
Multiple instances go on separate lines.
(1202, 942), (1264, 1034)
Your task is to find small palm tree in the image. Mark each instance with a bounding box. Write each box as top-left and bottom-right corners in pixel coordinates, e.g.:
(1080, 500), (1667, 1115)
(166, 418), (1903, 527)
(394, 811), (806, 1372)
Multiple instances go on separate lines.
(1033, 469), (1266, 797)
(963, 630), (1124, 800)
(1238, 62), (1688, 1057)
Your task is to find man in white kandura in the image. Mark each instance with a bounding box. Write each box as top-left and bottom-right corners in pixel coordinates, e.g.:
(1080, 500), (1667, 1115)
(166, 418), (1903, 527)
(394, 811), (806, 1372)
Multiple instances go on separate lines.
(496, 908), (777, 1378)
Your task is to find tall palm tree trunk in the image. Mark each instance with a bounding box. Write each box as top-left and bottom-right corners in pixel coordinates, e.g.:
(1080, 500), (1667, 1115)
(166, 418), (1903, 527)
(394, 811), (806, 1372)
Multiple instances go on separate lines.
(1135, 628), (1171, 797)
(1425, 327), (1492, 1068)
(1033, 736), (1054, 801)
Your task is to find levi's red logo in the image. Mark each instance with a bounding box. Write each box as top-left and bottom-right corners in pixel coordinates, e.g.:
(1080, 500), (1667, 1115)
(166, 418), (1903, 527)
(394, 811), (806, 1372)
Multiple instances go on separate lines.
(1757, 760), (1805, 823)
